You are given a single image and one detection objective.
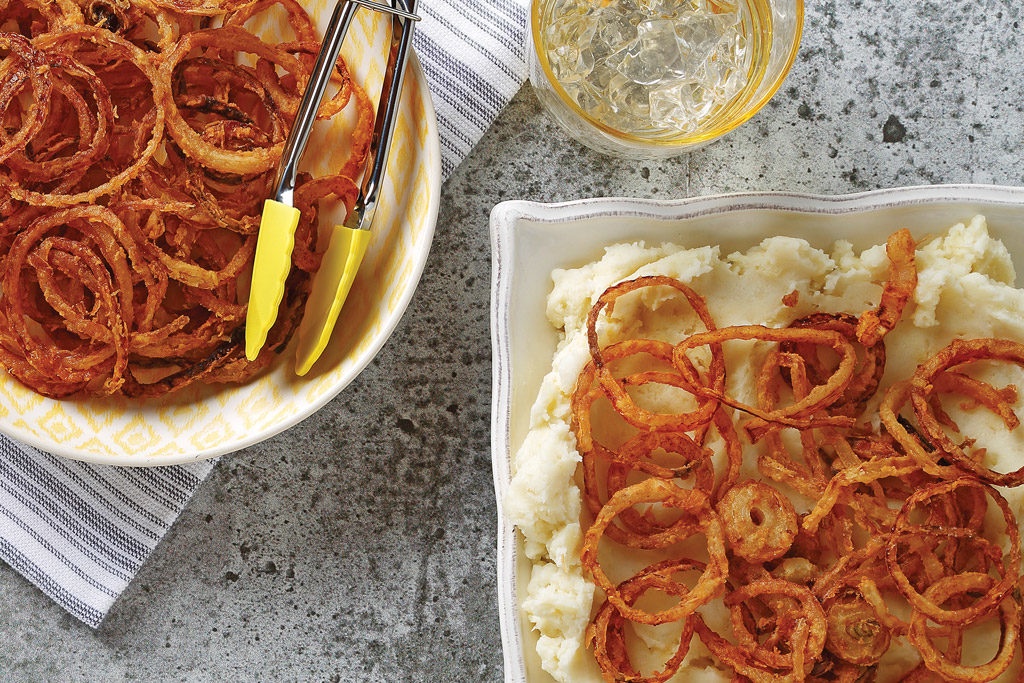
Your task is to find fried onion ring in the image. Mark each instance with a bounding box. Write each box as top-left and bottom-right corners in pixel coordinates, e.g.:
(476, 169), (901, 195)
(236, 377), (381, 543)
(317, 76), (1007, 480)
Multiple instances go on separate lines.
(581, 479), (727, 625)
(909, 337), (1024, 487)
(885, 478), (1020, 626)
(856, 228), (917, 347)
(715, 479), (798, 563)
(908, 573), (1020, 681)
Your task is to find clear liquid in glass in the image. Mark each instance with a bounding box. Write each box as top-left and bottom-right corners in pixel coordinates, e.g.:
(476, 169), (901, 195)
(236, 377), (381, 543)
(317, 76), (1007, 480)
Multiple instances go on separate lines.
(540, 0), (753, 136)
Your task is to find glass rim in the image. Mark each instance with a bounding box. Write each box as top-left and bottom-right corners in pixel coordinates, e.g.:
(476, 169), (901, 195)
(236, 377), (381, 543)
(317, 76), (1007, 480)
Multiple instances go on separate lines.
(530, 0), (806, 149)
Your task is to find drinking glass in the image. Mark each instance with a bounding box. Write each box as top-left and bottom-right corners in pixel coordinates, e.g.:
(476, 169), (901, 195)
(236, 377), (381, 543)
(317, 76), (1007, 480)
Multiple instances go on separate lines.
(527, 0), (804, 158)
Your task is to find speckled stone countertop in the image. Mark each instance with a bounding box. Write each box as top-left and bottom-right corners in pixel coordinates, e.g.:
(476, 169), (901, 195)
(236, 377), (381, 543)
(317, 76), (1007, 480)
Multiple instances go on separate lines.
(3, 1), (1023, 681)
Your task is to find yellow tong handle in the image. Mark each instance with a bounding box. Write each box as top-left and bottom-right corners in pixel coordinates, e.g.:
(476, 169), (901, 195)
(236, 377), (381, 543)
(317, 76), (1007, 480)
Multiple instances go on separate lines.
(245, 200), (300, 361)
(293, 226), (371, 376)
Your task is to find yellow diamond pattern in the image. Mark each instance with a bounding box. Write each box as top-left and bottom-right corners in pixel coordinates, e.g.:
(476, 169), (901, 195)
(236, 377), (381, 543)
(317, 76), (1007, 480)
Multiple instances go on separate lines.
(38, 406), (84, 445)
(113, 415), (163, 456)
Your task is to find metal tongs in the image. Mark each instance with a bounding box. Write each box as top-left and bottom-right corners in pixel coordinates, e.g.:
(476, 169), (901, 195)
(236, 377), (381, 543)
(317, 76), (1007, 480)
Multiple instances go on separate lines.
(244, 0), (420, 375)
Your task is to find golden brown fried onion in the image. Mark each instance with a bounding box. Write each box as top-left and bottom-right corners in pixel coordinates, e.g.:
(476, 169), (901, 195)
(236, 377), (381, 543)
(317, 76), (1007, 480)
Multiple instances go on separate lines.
(0, 0), (373, 398)
(573, 251), (1024, 681)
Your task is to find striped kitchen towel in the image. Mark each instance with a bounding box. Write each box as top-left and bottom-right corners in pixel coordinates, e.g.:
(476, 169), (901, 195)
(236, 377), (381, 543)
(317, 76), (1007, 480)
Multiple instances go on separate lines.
(417, 0), (531, 178)
(0, 440), (217, 629)
(0, 0), (530, 629)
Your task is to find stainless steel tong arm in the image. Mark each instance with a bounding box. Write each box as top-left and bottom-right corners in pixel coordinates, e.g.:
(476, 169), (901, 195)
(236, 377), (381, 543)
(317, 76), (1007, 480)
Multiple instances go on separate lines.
(346, 0), (419, 231)
(273, 1), (359, 206)
(273, 0), (420, 211)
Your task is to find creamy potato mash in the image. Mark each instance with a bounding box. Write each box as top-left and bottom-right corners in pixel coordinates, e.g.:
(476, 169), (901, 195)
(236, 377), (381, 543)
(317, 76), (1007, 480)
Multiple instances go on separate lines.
(506, 215), (1024, 682)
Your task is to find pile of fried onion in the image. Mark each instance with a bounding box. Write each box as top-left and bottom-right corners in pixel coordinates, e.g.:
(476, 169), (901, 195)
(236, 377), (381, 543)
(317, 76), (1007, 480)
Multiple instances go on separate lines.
(0, 0), (372, 397)
(575, 229), (1024, 681)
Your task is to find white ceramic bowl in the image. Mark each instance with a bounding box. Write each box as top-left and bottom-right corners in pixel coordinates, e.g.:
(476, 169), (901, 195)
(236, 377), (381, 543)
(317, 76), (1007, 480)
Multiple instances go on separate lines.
(490, 184), (1024, 682)
(0, 6), (441, 466)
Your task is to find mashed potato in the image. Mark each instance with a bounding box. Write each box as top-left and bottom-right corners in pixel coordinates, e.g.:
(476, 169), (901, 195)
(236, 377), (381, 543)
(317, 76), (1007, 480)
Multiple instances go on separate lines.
(506, 215), (1024, 682)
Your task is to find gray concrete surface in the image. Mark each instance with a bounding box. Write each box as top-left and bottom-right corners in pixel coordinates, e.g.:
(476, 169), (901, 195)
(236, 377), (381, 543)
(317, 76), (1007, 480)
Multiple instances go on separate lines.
(3, 0), (1024, 680)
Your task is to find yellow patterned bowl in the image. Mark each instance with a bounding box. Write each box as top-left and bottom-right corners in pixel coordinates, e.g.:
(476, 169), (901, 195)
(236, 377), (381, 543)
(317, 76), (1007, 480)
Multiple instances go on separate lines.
(0, 5), (441, 466)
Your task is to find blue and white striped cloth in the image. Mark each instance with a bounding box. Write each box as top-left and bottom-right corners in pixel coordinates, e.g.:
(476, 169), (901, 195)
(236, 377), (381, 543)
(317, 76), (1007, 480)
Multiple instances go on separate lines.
(0, 441), (216, 628)
(417, 0), (530, 178)
(0, 0), (530, 628)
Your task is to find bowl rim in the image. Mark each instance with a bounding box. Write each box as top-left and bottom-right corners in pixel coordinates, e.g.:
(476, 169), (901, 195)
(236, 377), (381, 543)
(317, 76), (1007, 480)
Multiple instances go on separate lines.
(490, 183), (1024, 228)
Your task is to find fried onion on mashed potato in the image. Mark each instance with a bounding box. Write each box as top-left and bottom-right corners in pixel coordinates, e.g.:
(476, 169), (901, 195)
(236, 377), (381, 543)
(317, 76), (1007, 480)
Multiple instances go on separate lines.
(506, 215), (1024, 682)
